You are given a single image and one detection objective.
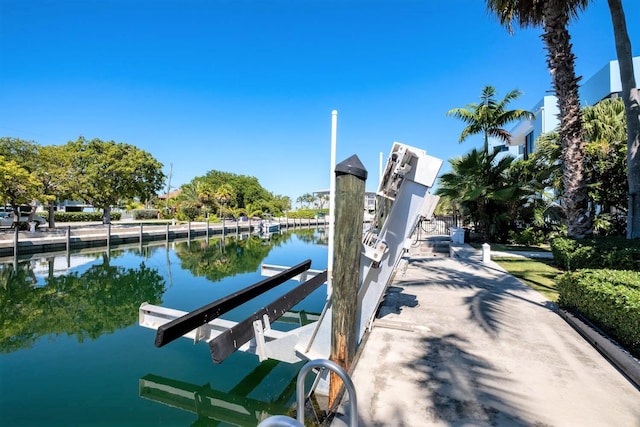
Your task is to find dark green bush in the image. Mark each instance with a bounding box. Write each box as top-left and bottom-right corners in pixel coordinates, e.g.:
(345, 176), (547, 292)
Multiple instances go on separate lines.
(53, 211), (122, 222)
(132, 209), (159, 220)
(551, 236), (640, 271)
(557, 269), (640, 358)
(175, 206), (198, 221)
(509, 227), (546, 246)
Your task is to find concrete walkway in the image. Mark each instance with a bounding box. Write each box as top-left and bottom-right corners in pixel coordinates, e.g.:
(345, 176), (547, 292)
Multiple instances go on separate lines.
(332, 238), (640, 426)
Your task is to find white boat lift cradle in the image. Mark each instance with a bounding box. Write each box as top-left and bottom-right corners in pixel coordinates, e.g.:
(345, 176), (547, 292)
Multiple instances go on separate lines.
(138, 141), (443, 394)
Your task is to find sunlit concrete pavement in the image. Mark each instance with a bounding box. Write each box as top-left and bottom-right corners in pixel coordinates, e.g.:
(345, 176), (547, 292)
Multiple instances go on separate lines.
(332, 238), (640, 426)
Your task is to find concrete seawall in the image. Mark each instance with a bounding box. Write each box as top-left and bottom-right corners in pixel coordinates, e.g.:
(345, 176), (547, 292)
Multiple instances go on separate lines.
(0, 218), (328, 257)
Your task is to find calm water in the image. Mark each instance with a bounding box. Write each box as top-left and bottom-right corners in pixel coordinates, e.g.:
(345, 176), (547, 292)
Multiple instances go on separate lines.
(0, 229), (328, 427)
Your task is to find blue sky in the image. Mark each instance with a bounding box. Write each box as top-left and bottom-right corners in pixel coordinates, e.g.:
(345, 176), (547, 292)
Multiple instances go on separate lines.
(1, 0), (639, 205)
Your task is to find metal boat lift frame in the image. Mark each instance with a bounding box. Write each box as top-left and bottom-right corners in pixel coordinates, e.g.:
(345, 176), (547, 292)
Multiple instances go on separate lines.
(139, 141), (442, 369)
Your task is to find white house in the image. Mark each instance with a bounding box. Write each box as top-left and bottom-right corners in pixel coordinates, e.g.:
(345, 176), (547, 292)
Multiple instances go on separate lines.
(492, 56), (640, 160)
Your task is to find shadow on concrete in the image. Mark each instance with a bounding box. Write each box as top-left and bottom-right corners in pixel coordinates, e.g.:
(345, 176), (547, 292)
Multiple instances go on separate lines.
(395, 256), (555, 338)
(413, 334), (539, 426)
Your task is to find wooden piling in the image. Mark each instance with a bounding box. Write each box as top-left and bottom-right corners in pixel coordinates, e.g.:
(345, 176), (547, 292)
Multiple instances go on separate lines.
(329, 154), (367, 406)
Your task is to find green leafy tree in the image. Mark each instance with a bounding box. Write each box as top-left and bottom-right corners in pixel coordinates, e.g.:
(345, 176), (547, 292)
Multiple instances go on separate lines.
(447, 85), (534, 154)
(0, 157), (43, 226)
(485, 0), (592, 239)
(33, 144), (76, 228)
(527, 99), (628, 235)
(67, 137), (165, 224)
(271, 194), (292, 214)
(176, 170), (288, 219)
(583, 98), (628, 230)
(214, 184), (236, 218)
(0, 138), (43, 223)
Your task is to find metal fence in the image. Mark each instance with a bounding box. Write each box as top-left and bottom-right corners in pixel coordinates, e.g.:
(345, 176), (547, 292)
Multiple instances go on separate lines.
(418, 215), (463, 236)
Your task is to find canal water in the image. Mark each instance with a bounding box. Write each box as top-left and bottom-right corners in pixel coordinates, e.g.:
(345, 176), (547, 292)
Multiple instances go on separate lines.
(0, 229), (329, 427)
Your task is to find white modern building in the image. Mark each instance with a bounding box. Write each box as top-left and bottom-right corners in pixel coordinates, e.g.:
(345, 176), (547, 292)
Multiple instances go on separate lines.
(312, 189), (377, 212)
(492, 56), (640, 160)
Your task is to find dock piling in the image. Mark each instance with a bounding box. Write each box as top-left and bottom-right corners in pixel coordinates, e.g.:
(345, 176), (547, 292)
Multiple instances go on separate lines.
(330, 154), (367, 406)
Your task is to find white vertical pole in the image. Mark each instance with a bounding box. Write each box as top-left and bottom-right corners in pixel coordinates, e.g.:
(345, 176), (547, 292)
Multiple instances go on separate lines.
(328, 110), (338, 297)
(379, 151), (383, 189)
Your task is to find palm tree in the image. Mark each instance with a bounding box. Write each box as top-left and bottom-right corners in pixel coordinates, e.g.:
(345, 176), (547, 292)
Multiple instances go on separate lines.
(214, 184), (235, 218)
(436, 148), (526, 242)
(528, 99), (628, 235)
(605, 0), (640, 238)
(485, 0), (592, 239)
(447, 85), (534, 154)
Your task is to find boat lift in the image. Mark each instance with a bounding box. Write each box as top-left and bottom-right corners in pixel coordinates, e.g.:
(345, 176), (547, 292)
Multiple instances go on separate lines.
(139, 141), (442, 368)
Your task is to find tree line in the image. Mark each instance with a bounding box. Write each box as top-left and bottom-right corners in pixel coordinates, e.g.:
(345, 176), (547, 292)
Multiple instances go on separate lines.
(0, 136), (291, 226)
(169, 170), (291, 221)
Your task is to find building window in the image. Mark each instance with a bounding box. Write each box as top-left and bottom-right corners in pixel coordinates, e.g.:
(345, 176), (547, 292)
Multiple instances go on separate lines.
(524, 131), (535, 160)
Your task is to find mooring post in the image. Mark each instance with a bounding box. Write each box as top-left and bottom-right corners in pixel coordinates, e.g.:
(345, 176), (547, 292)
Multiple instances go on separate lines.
(166, 223), (170, 245)
(66, 225), (71, 255)
(330, 154), (367, 407)
(13, 226), (18, 258)
(107, 223), (111, 253)
(188, 221), (191, 241)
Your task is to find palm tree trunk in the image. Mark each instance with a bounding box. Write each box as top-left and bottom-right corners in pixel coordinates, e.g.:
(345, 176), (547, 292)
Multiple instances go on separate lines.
(542, 0), (592, 239)
(607, 0), (640, 238)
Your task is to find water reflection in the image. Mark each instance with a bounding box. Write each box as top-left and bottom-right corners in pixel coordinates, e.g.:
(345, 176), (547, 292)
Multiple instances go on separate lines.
(0, 253), (166, 353)
(140, 359), (303, 426)
(0, 229), (328, 355)
(175, 232), (292, 282)
(0, 229), (328, 426)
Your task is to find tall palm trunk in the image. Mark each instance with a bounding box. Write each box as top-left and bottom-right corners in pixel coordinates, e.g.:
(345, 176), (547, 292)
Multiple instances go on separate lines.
(607, 0), (640, 238)
(542, 0), (591, 238)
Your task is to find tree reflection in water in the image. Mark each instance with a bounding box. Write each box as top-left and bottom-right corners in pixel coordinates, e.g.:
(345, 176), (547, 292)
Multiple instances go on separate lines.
(0, 229), (328, 355)
(0, 254), (165, 353)
(175, 233), (292, 282)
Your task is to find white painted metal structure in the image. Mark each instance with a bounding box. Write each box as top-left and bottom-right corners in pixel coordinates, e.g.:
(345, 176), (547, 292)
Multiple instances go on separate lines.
(139, 141), (442, 372)
(299, 142), (442, 361)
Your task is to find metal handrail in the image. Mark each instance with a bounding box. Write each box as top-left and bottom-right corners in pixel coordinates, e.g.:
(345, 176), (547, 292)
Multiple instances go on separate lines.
(257, 358), (358, 427)
(297, 359), (358, 426)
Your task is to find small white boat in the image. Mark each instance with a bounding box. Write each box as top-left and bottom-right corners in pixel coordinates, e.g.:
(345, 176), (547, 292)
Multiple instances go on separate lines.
(256, 219), (280, 234)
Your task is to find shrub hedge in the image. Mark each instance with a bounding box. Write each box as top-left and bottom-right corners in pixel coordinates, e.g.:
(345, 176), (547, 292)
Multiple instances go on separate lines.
(287, 209), (329, 219)
(52, 211), (122, 222)
(551, 237), (640, 271)
(557, 269), (640, 358)
(132, 209), (159, 220)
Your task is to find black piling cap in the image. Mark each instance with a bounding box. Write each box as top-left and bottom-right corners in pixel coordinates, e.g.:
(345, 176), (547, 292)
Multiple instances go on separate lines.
(335, 154), (368, 180)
